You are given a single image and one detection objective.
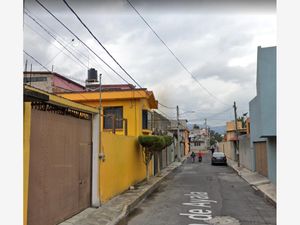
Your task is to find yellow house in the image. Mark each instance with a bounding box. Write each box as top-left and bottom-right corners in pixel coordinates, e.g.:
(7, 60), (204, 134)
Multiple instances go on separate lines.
(58, 86), (158, 136)
(59, 85), (158, 203)
(24, 84), (158, 225)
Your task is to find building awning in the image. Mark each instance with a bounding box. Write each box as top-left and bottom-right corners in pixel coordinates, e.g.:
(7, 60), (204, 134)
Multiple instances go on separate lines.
(24, 85), (99, 114)
(24, 88), (49, 102)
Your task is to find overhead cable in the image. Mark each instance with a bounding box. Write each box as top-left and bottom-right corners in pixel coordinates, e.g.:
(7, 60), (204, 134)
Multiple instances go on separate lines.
(24, 22), (87, 71)
(23, 50), (50, 72)
(35, 0), (131, 85)
(158, 102), (176, 109)
(156, 109), (176, 120)
(126, 0), (230, 107)
(24, 10), (88, 69)
(62, 0), (143, 89)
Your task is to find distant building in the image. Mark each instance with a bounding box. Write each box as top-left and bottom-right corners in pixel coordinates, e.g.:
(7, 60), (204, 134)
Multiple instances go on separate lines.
(249, 46), (276, 184)
(169, 119), (188, 130)
(152, 111), (171, 135)
(189, 128), (209, 151)
(151, 111), (174, 174)
(169, 119), (190, 157)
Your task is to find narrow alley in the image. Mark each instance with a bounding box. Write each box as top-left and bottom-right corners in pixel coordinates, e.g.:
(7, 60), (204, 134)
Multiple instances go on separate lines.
(118, 152), (276, 225)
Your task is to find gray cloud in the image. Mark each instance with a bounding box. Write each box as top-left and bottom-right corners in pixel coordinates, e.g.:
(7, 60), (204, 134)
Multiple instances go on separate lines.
(26, 0), (276, 14)
(23, 0), (276, 126)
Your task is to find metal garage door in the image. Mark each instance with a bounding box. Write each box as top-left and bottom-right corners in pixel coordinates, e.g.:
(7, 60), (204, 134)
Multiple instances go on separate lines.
(254, 141), (268, 177)
(28, 108), (92, 225)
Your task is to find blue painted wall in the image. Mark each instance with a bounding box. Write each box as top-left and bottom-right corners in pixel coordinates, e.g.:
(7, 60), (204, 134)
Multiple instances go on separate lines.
(256, 46), (277, 137)
(249, 97), (267, 143)
(249, 46), (276, 184)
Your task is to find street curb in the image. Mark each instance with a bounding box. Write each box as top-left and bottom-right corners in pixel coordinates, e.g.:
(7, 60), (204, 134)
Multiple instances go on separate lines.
(254, 185), (276, 207)
(109, 157), (186, 225)
(227, 160), (276, 207)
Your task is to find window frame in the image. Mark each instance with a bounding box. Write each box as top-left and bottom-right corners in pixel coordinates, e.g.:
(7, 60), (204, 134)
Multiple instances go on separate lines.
(103, 106), (123, 129)
(142, 109), (152, 130)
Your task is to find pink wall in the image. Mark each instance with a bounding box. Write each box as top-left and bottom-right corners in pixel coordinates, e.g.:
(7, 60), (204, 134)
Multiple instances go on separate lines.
(52, 76), (85, 92)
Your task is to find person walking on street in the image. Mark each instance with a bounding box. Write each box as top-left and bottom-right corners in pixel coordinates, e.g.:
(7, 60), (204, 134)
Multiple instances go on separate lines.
(198, 151), (203, 162)
(210, 146), (215, 155)
(191, 151), (196, 163)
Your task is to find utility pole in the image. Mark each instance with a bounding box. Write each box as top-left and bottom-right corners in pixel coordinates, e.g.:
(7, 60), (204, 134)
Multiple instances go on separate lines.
(30, 64), (32, 86)
(205, 118), (209, 148)
(99, 73), (102, 154)
(98, 73), (102, 206)
(24, 59), (28, 72)
(233, 101), (240, 167)
(176, 105), (181, 161)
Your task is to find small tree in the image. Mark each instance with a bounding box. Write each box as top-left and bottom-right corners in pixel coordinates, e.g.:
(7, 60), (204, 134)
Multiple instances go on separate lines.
(163, 136), (173, 148)
(138, 135), (173, 181)
(209, 130), (223, 146)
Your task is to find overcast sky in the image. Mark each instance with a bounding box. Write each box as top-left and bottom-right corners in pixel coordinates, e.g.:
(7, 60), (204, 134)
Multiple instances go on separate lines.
(23, 0), (276, 127)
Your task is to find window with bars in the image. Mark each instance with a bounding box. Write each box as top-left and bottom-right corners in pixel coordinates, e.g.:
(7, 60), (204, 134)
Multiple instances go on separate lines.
(103, 106), (123, 129)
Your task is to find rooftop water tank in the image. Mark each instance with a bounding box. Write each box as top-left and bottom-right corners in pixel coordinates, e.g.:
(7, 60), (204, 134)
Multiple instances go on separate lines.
(87, 68), (98, 82)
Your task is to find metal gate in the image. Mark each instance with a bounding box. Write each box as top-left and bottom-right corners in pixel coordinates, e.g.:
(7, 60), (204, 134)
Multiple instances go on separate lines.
(254, 141), (268, 177)
(28, 108), (92, 225)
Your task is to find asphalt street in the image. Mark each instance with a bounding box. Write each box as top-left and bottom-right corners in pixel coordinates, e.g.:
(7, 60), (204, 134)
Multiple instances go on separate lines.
(118, 152), (276, 225)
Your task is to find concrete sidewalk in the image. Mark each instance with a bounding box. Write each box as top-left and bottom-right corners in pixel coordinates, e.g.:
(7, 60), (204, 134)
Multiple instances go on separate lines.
(59, 158), (186, 225)
(227, 158), (276, 206)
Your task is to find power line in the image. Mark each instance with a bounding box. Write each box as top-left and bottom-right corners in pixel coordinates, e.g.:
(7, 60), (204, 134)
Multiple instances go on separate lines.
(156, 109), (176, 120)
(25, 7), (91, 66)
(24, 50), (50, 71)
(24, 20), (62, 51)
(158, 102), (176, 109)
(23, 50), (85, 84)
(24, 7), (65, 43)
(24, 22), (88, 71)
(35, 0), (132, 86)
(25, 7), (88, 65)
(44, 38), (75, 68)
(188, 107), (232, 122)
(24, 18), (116, 84)
(126, 0), (230, 107)
(62, 0), (143, 89)
(30, 0), (190, 110)
(205, 107), (232, 120)
(24, 10), (89, 69)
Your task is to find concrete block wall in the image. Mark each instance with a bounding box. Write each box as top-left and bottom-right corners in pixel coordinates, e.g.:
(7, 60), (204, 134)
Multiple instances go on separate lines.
(239, 135), (255, 171)
(219, 141), (235, 160)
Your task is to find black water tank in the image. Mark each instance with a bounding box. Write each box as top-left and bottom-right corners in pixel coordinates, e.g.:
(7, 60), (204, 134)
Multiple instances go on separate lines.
(87, 68), (98, 81)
